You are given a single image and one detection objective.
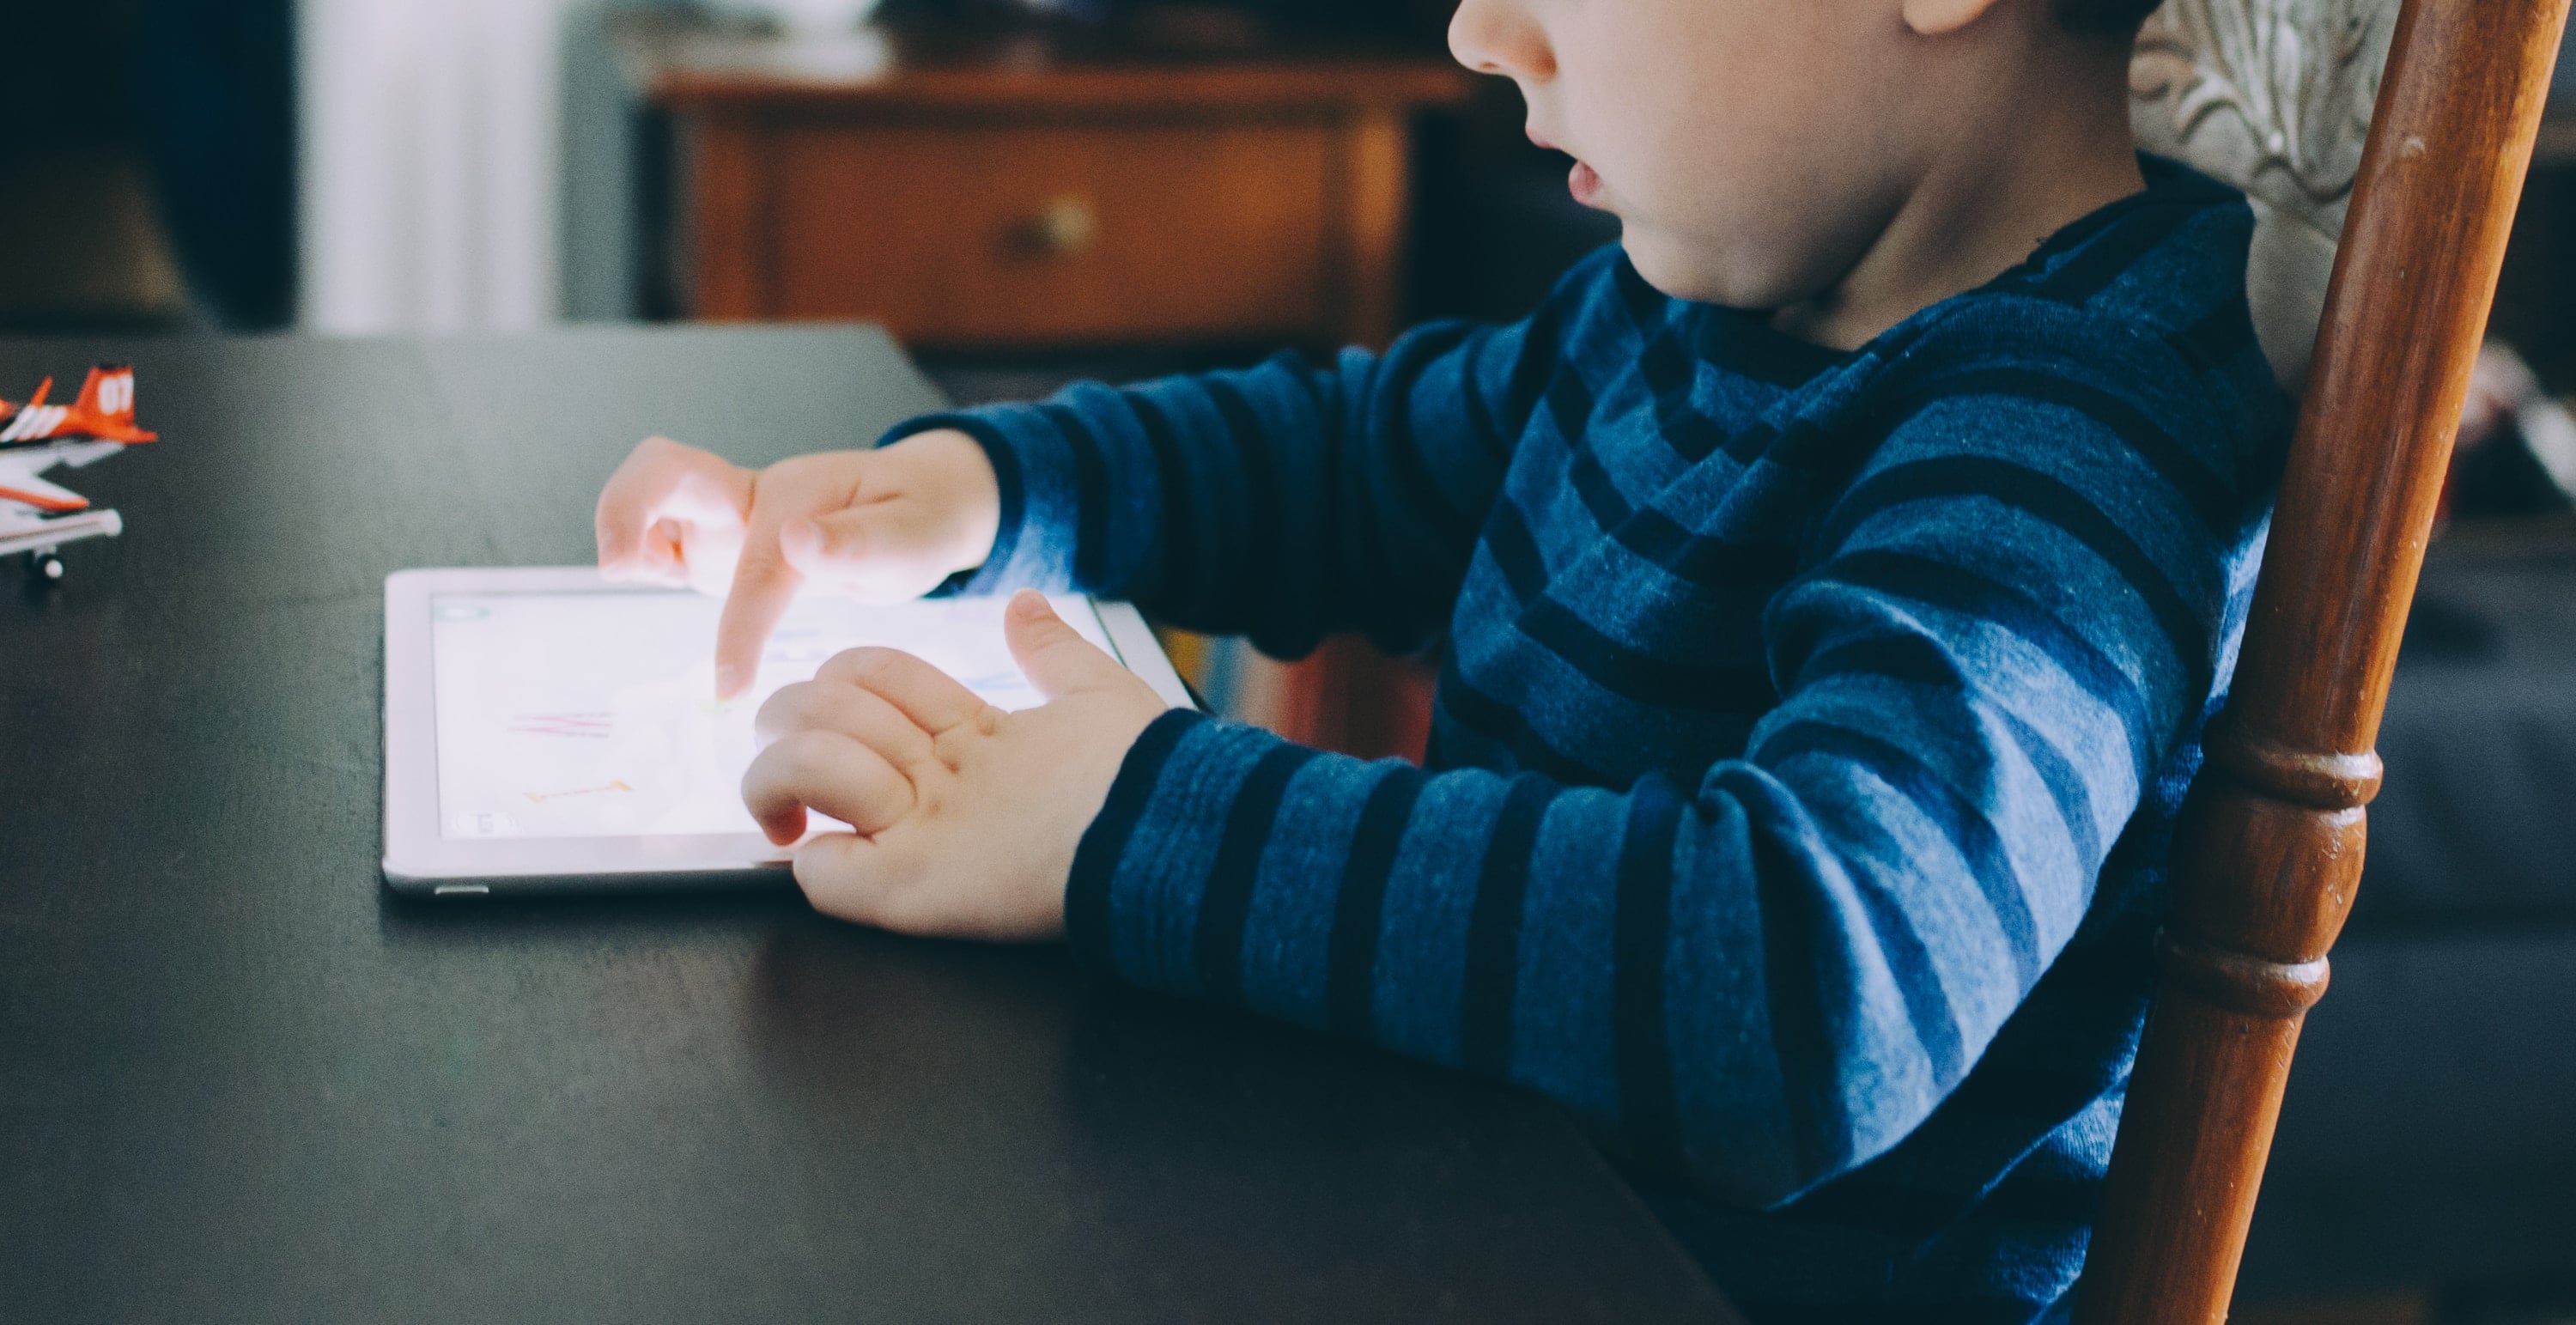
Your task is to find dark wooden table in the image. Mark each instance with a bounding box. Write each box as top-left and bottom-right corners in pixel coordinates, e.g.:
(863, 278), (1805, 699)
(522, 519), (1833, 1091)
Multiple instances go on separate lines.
(0, 329), (1731, 1324)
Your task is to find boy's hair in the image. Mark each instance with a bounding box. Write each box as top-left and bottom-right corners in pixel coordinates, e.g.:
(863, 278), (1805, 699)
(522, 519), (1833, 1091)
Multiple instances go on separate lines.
(2057, 0), (2163, 38)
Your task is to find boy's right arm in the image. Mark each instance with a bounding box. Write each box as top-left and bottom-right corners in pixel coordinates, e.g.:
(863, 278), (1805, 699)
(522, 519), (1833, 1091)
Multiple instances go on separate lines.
(896, 294), (1573, 663)
(598, 248), (1601, 689)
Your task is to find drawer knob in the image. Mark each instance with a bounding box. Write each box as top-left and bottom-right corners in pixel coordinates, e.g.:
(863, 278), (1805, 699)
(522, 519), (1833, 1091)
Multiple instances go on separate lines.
(1025, 195), (1100, 258)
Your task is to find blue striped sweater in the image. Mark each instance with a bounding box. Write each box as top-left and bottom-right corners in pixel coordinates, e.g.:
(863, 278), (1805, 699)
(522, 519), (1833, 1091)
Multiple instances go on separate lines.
(886, 155), (2289, 1322)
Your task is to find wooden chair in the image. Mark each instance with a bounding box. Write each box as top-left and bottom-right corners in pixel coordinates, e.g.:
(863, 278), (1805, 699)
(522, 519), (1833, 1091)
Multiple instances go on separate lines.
(2078, 0), (2572, 1321)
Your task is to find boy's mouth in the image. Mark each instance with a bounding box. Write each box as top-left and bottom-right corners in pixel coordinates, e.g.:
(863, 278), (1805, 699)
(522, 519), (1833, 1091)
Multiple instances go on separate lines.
(1569, 161), (1607, 208)
(1528, 125), (1607, 210)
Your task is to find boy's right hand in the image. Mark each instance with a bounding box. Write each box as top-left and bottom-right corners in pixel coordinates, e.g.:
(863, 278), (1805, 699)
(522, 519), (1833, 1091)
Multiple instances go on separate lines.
(595, 429), (1003, 698)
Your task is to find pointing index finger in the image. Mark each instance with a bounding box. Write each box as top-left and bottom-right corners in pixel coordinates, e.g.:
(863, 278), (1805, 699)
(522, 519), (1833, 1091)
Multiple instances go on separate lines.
(715, 544), (801, 700)
(714, 464), (819, 698)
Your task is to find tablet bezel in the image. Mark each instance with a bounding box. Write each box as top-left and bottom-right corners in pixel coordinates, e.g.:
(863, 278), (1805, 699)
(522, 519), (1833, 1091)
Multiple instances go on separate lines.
(382, 567), (1194, 897)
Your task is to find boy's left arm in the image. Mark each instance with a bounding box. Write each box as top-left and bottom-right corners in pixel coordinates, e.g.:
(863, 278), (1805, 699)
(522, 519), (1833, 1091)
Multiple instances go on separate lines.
(750, 331), (2269, 1208)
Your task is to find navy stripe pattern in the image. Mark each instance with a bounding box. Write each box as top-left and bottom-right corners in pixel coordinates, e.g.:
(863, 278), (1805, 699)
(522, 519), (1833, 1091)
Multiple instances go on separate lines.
(884, 155), (2288, 1322)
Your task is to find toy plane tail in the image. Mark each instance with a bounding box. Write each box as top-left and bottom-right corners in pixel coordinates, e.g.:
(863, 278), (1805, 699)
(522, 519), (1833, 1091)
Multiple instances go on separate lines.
(73, 366), (134, 426)
(68, 366), (154, 442)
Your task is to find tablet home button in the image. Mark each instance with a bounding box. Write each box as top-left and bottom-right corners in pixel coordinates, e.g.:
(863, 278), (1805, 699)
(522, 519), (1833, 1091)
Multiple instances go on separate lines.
(432, 884), (492, 897)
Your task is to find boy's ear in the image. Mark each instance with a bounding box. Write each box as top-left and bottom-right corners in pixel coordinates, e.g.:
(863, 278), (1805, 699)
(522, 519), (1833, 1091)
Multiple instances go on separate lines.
(1901, 0), (2009, 36)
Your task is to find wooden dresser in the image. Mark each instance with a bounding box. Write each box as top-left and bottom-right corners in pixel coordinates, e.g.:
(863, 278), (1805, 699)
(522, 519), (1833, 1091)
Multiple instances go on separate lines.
(645, 25), (1471, 352)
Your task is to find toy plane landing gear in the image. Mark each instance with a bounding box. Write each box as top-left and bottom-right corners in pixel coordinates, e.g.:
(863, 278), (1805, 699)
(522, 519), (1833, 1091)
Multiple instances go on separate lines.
(0, 366), (157, 585)
(3, 508), (124, 583)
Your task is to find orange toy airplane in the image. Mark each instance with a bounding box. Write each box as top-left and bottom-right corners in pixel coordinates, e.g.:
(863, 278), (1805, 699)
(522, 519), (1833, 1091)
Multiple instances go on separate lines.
(0, 366), (157, 580)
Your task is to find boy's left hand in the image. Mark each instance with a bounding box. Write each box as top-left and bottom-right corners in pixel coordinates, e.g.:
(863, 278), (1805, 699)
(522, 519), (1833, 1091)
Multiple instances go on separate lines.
(743, 590), (1172, 940)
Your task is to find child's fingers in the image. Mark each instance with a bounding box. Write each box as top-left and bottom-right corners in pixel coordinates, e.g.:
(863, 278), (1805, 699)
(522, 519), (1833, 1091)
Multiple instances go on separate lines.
(718, 459), (869, 697)
(755, 678), (938, 771)
(1002, 589), (1134, 700)
(597, 438), (745, 576)
(715, 536), (803, 699)
(740, 729), (915, 845)
(814, 647), (992, 737)
(594, 447), (669, 573)
(599, 518), (686, 587)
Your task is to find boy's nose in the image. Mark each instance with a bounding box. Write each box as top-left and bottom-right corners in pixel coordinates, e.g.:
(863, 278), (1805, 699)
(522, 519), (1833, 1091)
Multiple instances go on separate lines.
(1448, 0), (1556, 82)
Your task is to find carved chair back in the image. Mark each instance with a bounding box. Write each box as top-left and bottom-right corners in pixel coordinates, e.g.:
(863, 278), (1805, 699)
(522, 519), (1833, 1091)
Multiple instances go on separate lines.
(2129, 0), (2397, 391)
(2078, 1), (2572, 1322)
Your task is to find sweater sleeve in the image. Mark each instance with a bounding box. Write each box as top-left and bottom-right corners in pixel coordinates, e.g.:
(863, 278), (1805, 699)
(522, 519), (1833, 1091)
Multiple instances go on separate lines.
(875, 258), (1606, 659)
(1060, 331), (2257, 1208)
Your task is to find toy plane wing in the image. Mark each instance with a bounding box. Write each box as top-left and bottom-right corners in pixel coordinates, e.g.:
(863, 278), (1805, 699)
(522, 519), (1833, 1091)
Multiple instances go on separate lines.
(0, 445), (107, 512)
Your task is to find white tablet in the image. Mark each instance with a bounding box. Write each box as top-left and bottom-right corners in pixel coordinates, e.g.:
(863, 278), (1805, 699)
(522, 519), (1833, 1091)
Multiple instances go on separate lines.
(382, 568), (1194, 897)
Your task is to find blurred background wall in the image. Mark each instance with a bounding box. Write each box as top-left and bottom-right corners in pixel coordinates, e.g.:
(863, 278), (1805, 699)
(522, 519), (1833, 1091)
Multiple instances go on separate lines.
(2, 0), (2571, 352)
(1, 0), (1616, 342)
(301, 0), (575, 332)
(297, 0), (1600, 335)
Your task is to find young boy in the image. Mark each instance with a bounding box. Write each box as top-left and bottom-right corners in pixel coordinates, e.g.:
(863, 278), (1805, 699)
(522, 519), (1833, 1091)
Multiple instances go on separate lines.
(595, 0), (2287, 1317)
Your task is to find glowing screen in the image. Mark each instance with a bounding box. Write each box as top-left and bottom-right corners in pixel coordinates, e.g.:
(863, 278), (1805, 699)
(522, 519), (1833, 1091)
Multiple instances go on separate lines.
(428, 591), (1114, 840)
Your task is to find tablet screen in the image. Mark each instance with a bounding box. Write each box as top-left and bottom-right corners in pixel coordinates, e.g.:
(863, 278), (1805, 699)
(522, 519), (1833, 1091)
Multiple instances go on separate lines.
(427, 591), (1114, 841)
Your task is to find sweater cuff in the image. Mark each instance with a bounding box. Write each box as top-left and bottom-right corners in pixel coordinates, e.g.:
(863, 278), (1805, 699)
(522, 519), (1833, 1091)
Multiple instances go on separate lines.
(877, 408), (1076, 597)
(1066, 708), (1207, 974)
(1064, 707), (1325, 1000)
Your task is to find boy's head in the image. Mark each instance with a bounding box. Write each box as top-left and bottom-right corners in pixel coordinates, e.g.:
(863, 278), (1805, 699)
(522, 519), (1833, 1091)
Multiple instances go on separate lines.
(1453, 0), (2148, 320)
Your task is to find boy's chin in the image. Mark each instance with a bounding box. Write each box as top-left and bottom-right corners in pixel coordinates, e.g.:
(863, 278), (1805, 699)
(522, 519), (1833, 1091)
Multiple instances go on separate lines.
(1618, 234), (1743, 310)
(1622, 229), (1828, 316)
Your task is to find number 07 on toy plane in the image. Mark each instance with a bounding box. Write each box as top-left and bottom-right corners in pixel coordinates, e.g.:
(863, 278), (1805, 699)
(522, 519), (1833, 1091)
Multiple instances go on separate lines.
(0, 365), (157, 580)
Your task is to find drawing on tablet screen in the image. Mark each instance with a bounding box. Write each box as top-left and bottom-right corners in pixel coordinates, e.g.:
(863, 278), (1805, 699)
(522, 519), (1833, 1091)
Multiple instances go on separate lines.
(524, 780), (635, 805)
(429, 591), (1105, 841)
(509, 712), (614, 739)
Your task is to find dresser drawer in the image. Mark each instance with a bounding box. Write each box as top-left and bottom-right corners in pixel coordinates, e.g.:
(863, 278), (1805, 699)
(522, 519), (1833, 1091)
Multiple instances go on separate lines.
(741, 120), (1337, 346)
